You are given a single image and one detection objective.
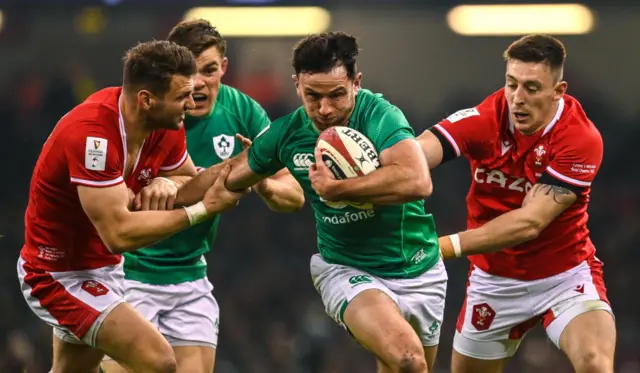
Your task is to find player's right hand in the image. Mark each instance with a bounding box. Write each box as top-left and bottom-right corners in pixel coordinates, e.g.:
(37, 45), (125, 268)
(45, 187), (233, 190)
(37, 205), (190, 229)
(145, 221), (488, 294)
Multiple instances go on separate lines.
(135, 177), (178, 211)
(202, 164), (249, 214)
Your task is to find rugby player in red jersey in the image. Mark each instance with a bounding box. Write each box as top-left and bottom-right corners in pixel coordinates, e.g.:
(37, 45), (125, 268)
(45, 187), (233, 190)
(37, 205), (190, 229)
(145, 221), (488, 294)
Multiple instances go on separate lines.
(18, 40), (243, 373)
(418, 34), (615, 373)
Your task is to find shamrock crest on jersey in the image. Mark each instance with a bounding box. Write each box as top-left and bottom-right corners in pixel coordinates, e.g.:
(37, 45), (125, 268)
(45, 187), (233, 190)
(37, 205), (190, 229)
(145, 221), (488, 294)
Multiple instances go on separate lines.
(213, 134), (235, 159)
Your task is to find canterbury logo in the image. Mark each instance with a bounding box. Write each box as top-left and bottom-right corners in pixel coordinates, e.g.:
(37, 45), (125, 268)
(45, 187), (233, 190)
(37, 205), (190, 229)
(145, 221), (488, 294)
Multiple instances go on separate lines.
(348, 275), (372, 287)
(293, 153), (314, 171)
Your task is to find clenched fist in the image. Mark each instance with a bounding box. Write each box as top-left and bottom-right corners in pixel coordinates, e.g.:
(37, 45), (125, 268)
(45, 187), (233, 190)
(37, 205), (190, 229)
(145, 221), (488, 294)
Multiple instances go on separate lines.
(135, 177), (179, 211)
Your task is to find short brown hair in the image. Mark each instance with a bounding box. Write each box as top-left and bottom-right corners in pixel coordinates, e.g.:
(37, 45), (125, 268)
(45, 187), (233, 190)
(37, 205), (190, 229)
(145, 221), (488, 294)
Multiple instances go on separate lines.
(168, 19), (227, 57)
(122, 40), (197, 96)
(292, 32), (359, 79)
(504, 34), (567, 80)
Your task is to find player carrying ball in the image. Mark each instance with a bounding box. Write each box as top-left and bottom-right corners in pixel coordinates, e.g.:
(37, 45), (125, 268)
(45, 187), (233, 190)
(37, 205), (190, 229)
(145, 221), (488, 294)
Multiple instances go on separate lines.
(418, 34), (615, 373)
(177, 32), (447, 373)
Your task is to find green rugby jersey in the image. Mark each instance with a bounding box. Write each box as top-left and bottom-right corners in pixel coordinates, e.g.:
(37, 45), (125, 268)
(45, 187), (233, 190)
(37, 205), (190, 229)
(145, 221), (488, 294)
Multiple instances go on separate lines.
(248, 89), (440, 278)
(124, 84), (270, 284)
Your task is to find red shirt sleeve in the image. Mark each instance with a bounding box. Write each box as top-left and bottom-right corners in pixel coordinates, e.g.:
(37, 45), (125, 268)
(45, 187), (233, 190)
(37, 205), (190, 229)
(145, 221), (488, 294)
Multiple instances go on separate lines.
(431, 106), (496, 162)
(65, 122), (124, 188)
(159, 127), (188, 172)
(545, 128), (603, 193)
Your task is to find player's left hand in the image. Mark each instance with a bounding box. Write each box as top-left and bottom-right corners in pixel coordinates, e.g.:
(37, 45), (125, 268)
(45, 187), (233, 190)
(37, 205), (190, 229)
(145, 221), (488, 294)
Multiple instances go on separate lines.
(135, 177), (179, 211)
(309, 147), (340, 201)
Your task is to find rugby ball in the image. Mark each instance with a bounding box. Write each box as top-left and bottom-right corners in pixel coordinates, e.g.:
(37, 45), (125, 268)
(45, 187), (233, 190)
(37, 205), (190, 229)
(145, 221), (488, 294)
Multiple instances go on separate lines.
(316, 126), (380, 209)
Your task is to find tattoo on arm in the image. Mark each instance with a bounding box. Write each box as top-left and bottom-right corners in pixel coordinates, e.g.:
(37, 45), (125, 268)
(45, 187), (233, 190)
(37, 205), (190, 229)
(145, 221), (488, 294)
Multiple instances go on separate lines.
(531, 183), (573, 204)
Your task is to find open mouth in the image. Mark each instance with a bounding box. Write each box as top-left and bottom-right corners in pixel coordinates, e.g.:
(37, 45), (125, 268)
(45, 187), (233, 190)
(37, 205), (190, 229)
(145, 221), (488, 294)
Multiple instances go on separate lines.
(513, 112), (530, 121)
(192, 93), (208, 103)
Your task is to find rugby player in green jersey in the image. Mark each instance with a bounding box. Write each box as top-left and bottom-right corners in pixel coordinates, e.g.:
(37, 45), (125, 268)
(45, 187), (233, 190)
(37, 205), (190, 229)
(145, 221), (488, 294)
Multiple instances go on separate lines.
(101, 20), (304, 373)
(176, 32), (447, 373)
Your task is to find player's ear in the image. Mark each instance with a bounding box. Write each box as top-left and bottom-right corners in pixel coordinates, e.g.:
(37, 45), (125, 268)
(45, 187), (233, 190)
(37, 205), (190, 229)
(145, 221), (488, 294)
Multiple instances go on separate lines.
(292, 75), (301, 97)
(553, 81), (567, 101)
(221, 57), (229, 77)
(137, 90), (153, 110)
(353, 72), (362, 93)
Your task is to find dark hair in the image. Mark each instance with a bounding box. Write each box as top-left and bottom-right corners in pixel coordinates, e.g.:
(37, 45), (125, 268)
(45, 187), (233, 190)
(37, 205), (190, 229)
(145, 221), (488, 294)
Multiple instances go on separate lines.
(504, 34), (566, 79)
(122, 40), (197, 96)
(292, 32), (359, 79)
(168, 19), (227, 57)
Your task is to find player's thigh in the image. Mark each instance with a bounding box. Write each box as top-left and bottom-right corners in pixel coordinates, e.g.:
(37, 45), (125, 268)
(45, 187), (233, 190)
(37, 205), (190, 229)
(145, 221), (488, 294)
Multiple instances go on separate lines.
(454, 266), (536, 362)
(541, 258), (615, 372)
(344, 288), (426, 371)
(310, 254), (425, 370)
(423, 345), (438, 373)
(451, 349), (509, 373)
(384, 258), (448, 348)
(174, 346), (216, 373)
(101, 278), (169, 370)
(558, 310), (615, 373)
(51, 331), (104, 373)
(96, 302), (176, 373)
(17, 257), (126, 372)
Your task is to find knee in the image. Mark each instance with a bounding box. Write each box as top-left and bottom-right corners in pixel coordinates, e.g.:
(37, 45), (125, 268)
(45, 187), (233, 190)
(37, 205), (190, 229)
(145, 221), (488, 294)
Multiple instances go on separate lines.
(148, 356), (177, 373)
(574, 350), (613, 373)
(387, 348), (427, 373)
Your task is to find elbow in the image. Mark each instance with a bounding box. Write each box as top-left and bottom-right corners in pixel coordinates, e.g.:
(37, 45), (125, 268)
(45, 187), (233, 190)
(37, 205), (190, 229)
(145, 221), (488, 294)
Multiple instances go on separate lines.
(102, 228), (136, 254)
(271, 194), (305, 213)
(287, 194), (306, 212)
(521, 219), (544, 242)
(409, 174), (433, 200)
(103, 237), (131, 254)
(291, 187), (306, 211)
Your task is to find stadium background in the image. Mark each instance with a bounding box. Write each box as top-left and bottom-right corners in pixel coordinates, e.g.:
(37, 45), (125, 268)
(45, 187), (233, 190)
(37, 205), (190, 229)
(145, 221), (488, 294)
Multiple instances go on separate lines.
(0, 1), (637, 372)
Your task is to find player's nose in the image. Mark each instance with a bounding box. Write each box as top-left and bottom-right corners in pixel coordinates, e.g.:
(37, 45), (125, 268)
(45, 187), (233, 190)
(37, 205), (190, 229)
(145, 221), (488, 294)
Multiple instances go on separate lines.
(512, 86), (526, 104)
(318, 98), (332, 115)
(185, 95), (196, 110)
(194, 74), (206, 89)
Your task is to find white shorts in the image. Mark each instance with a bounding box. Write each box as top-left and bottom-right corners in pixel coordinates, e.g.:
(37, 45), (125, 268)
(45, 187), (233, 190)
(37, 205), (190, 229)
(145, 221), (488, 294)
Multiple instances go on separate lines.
(310, 254), (448, 346)
(17, 256), (125, 348)
(454, 257), (613, 360)
(104, 276), (219, 360)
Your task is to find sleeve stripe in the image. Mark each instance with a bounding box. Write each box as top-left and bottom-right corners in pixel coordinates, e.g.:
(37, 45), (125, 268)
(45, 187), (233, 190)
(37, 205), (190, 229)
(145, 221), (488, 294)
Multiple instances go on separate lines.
(159, 150), (188, 171)
(70, 176), (124, 187)
(433, 124), (461, 157)
(546, 166), (591, 187)
(254, 124), (270, 140)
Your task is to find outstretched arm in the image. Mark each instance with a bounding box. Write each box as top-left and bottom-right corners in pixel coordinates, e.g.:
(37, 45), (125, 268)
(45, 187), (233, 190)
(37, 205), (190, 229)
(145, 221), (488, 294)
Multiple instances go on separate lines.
(439, 183), (577, 259)
(174, 149), (271, 206)
(79, 164), (242, 254)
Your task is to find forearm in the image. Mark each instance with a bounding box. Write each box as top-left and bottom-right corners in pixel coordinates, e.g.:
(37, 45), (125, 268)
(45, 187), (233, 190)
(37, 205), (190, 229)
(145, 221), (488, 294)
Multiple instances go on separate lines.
(174, 164), (224, 206)
(255, 173), (304, 212)
(108, 209), (192, 253)
(164, 175), (192, 188)
(331, 165), (431, 205)
(440, 208), (540, 258)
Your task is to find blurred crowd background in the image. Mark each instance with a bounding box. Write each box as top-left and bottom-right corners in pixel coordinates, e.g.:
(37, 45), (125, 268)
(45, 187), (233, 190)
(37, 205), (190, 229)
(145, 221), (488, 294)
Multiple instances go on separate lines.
(0, 1), (638, 372)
